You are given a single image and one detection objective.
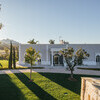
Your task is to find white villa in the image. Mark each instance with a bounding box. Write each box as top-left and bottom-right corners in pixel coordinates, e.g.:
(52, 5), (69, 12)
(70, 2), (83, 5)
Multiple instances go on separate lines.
(19, 43), (100, 67)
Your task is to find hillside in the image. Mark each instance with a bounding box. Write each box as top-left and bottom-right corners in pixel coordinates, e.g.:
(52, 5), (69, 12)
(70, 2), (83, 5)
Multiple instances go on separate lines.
(0, 39), (19, 50)
(0, 38), (19, 46)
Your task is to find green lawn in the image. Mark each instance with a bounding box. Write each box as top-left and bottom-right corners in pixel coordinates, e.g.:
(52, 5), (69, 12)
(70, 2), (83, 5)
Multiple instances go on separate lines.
(0, 60), (8, 69)
(0, 60), (27, 69)
(0, 72), (99, 100)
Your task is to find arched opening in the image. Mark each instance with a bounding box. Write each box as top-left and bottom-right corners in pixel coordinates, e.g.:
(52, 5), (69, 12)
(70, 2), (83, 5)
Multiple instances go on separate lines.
(96, 55), (100, 62)
(37, 53), (42, 65)
(96, 55), (100, 65)
(53, 54), (64, 66)
(38, 58), (41, 65)
(24, 53), (42, 65)
(53, 54), (60, 66)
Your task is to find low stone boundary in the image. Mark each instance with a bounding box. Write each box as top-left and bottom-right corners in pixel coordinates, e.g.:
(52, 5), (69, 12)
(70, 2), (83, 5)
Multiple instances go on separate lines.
(81, 77), (100, 100)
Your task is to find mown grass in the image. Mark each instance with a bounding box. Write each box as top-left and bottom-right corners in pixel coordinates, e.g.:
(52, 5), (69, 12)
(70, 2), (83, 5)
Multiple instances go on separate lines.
(0, 60), (27, 69)
(0, 72), (99, 100)
(0, 60), (8, 68)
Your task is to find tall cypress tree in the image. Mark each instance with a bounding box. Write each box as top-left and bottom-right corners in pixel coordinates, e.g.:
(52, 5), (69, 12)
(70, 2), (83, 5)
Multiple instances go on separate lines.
(13, 47), (16, 69)
(8, 41), (12, 69)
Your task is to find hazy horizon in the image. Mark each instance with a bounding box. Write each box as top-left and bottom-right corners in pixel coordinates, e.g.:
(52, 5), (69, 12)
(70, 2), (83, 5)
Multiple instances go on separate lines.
(0, 0), (100, 44)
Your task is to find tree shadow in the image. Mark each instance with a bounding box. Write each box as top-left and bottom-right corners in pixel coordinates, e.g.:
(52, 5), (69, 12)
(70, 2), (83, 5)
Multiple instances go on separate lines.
(0, 74), (26, 100)
(14, 73), (56, 100)
(39, 73), (100, 95)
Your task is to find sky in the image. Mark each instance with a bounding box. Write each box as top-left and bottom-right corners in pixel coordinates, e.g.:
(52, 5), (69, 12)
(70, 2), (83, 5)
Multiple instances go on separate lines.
(0, 0), (100, 44)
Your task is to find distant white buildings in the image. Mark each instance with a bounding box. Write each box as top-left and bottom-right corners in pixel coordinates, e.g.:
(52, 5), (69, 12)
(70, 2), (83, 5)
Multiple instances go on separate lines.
(19, 43), (100, 66)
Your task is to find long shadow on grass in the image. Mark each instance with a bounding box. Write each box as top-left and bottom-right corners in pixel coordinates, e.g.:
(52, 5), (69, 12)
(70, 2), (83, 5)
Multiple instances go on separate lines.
(14, 73), (56, 100)
(0, 74), (26, 100)
(39, 73), (100, 95)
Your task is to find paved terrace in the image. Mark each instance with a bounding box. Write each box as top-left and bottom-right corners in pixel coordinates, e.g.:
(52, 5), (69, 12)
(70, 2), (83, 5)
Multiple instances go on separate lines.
(0, 68), (100, 76)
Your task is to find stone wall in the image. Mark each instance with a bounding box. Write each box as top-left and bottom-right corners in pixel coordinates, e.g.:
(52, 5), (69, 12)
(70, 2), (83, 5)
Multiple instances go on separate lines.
(81, 77), (100, 100)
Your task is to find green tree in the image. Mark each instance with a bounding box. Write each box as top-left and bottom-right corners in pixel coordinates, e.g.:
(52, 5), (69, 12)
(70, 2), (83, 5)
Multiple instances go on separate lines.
(4, 47), (9, 60)
(76, 48), (89, 65)
(60, 47), (89, 80)
(15, 46), (19, 61)
(4, 47), (9, 54)
(0, 23), (2, 30)
(49, 39), (55, 44)
(13, 47), (16, 69)
(8, 41), (13, 69)
(25, 47), (40, 81)
(0, 5), (2, 30)
(27, 39), (38, 44)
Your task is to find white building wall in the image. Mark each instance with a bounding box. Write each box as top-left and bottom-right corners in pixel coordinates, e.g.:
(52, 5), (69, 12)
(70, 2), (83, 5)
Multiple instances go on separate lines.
(19, 44), (67, 65)
(19, 44), (25, 65)
(19, 44), (100, 66)
(83, 61), (96, 65)
(19, 44), (47, 65)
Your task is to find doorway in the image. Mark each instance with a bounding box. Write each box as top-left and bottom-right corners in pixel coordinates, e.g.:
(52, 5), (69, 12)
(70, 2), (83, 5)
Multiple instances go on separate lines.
(53, 54), (64, 66)
(53, 54), (60, 66)
(96, 55), (100, 65)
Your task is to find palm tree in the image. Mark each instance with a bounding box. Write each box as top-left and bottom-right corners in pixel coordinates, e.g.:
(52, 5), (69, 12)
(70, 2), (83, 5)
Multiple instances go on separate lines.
(49, 39), (55, 44)
(0, 23), (2, 30)
(27, 39), (38, 44)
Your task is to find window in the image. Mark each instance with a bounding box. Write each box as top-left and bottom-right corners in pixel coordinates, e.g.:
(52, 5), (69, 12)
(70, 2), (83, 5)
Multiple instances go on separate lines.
(96, 55), (100, 62)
